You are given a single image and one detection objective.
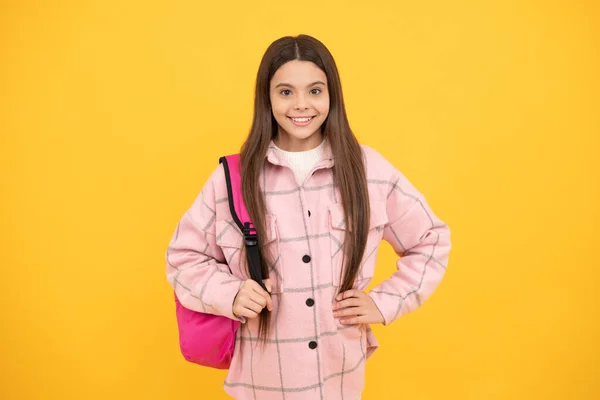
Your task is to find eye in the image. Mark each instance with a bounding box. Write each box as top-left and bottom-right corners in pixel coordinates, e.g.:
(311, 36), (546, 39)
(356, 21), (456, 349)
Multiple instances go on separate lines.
(310, 88), (322, 95)
(280, 89), (292, 96)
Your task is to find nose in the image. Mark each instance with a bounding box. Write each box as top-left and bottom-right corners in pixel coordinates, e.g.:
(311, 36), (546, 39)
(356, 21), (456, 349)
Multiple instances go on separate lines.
(294, 93), (309, 110)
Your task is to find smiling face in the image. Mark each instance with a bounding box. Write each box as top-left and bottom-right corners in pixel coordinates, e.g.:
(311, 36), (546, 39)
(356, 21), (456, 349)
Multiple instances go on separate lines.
(269, 60), (330, 151)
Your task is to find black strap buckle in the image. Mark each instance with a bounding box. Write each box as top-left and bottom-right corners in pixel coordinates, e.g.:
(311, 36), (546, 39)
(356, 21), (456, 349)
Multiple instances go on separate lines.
(243, 222), (258, 246)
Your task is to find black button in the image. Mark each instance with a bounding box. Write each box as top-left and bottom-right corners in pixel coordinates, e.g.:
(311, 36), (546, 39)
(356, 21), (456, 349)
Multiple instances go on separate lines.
(308, 210), (311, 217)
(309, 341), (318, 349)
(306, 298), (315, 307)
(302, 255), (311, 263)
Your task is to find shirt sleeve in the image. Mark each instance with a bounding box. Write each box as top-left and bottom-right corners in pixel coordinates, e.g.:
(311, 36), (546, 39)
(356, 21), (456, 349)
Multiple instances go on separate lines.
(368, 167), (452, 325)
(166, 165), (245, 322)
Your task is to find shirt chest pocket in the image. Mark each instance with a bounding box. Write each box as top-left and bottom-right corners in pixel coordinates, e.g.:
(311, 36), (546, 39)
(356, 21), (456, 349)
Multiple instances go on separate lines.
(215, 214), (284, 293)
(328, 200), (388, 287)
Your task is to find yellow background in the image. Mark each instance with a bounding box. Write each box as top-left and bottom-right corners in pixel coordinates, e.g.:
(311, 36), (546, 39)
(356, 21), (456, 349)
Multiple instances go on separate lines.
(1, 0), (598, 399)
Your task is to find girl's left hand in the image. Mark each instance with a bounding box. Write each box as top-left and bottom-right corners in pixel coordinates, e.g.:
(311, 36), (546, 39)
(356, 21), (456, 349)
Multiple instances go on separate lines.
(332, 289), (385, 325)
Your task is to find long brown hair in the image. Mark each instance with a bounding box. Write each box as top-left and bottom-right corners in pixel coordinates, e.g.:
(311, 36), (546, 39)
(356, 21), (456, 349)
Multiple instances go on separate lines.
(240, 34), (370, 343)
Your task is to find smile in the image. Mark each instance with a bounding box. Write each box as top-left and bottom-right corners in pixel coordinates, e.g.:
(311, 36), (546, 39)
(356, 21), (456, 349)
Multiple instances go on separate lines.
(288, 116), (316, 126)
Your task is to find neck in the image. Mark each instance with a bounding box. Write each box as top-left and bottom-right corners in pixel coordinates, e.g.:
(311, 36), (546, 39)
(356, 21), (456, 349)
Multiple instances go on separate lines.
(274, 131), (323, 152)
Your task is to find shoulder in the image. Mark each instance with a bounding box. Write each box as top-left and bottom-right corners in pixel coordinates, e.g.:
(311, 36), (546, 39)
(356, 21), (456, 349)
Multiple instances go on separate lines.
(358, 143), (425, 204)
(192, 161), (228, 201)
(359, 143), (397, 180)
(208, 160), (226, 184)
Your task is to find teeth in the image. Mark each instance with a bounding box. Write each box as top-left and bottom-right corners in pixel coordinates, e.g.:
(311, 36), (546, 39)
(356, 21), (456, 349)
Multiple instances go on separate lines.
(291, 117), (313, 122)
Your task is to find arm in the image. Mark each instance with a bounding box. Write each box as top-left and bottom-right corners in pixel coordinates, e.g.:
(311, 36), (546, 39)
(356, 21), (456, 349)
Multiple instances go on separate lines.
(368, 168), (452, 325)
(166, 166), (245, 321)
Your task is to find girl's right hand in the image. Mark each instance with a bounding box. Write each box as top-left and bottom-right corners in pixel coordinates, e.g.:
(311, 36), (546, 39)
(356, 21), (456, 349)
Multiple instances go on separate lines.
(232, 279), (273, 319)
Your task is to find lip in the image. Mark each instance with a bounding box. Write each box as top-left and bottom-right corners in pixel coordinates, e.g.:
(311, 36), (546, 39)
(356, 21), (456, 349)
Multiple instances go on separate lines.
(287, 116), (316, 127)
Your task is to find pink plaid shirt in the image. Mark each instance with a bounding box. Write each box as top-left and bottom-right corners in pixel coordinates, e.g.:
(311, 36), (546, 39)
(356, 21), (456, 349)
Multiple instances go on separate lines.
(166, 139), (451, 400)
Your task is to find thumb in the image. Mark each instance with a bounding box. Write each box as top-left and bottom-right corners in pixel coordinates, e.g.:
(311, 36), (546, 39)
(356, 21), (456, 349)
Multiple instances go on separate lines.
(263, 278), (272, 293)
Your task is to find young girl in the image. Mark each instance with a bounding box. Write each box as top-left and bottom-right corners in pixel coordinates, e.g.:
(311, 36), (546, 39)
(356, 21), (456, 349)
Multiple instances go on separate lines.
(166, 34), (451, 400)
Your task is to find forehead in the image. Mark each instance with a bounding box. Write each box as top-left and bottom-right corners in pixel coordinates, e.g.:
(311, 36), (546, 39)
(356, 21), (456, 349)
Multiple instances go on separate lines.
(271, 60), (327, 87)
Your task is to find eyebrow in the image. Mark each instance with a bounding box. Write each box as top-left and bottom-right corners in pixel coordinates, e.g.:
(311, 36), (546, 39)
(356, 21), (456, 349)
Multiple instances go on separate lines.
(274, 81), (327, 89)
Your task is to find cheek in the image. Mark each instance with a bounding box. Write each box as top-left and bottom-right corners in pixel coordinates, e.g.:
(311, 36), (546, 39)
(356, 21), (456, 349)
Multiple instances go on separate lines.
(272, 109), (288, 124)
(316, 95), (330, 116)
(318, 102), (330, 117)
(270, 100), (288, 118)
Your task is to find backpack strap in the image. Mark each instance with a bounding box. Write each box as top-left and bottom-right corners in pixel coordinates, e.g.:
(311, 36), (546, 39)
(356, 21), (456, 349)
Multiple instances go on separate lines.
(219, 154), (267, 292)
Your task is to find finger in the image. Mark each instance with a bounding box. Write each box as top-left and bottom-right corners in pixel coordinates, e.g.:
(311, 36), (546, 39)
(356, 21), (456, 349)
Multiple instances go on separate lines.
(333, 298), (361, 310)
(251, 283), (273, 312)
(263, 279), (272, 293)
(333, 306), (364, 318)
(250, 280), (270, 298)
(340, 315), (364, 325)
(243, 298), (264, 314)
(265, 294), (273, 312)
(249, 294), (267, 308)
(236, 307), (260, 319)
(238, 292), (264, 313)
(233, 296), (260, 317)
(336, 289), (361, 301)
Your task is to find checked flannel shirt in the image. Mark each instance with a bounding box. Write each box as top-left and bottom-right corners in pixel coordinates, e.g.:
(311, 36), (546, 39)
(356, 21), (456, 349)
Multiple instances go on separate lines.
(166, 139), (452, 400)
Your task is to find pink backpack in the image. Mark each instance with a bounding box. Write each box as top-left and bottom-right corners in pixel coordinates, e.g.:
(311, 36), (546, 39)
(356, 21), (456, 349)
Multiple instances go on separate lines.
(173, 154), (267, 369)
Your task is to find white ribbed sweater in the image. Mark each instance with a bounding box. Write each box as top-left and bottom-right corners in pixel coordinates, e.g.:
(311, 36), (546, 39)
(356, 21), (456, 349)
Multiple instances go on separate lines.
(272, 139), (325, 185)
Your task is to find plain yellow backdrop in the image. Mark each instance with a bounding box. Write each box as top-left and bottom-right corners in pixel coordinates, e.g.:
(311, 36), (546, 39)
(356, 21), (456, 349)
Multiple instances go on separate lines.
(1, 0), (598, 399)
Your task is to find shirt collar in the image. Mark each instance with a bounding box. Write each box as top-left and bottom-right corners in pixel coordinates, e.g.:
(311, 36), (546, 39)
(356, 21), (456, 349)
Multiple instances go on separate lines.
(265, 137), (334, 169)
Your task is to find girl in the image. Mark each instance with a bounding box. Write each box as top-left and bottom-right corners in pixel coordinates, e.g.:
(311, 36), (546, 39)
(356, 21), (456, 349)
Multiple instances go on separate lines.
(166, 34), (451, 400)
